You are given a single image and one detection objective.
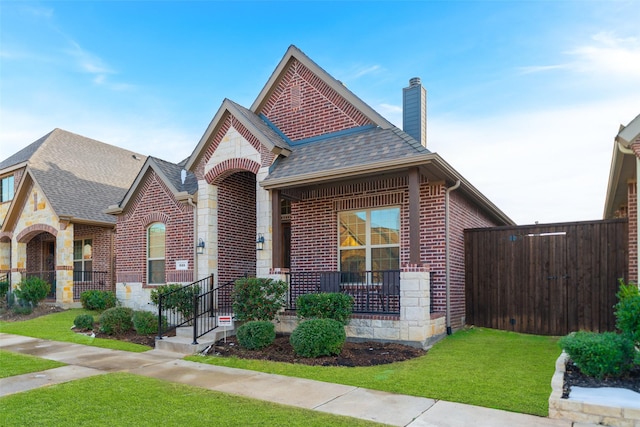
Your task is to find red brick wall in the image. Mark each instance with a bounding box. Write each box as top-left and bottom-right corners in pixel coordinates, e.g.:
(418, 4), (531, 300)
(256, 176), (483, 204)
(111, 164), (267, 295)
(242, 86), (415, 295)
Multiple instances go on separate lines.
(74, 224), (114, 286)
(628, 182), (637, 283)
(288, 176), (500, 329)
(257, 60), (374, 142)
(115, 169), (194, 285)
(218, 171), (256, 283)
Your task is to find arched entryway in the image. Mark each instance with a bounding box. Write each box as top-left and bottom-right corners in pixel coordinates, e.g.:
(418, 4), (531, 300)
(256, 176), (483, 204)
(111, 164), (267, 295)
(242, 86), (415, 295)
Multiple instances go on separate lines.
(23, 231), (57, 299)
(217, 171), (257, 284)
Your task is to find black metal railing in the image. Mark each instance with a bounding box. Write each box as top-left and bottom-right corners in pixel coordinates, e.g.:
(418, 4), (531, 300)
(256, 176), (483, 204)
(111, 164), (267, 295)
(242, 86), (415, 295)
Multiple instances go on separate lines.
(287, 270), (401, 315)
(73, 271), (109, 300)
(156, 275), (236, 344)
(25, 270), (56, 299)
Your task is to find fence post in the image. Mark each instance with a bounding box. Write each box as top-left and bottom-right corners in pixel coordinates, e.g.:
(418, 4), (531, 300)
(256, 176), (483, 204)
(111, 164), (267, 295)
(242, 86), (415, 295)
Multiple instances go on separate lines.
(157, 295), (163, 341)
(191, 289), (199, 345)
(209, 274), (215, 317)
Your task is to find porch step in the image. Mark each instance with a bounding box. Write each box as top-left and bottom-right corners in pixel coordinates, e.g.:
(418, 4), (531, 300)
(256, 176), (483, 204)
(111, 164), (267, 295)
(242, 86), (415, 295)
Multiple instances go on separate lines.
(155, 327), (235, 355)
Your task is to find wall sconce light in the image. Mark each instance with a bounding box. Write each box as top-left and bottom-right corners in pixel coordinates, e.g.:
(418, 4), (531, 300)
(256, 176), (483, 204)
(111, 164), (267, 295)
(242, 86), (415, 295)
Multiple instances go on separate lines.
(196, 238), (205, 255)
(256, 233), (265, 251)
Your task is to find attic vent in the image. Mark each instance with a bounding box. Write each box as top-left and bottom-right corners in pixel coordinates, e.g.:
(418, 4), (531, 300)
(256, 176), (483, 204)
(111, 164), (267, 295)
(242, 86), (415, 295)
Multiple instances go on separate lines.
(291, 84), (301, 111)
(181, 169), (187, 185)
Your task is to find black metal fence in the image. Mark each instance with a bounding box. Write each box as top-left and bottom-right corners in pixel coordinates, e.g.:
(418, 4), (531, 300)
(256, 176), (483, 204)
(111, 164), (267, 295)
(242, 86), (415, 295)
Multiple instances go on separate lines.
(287, 270), (401, 315)
(156, 275), (235, 344)
(73, 271), (109, 300)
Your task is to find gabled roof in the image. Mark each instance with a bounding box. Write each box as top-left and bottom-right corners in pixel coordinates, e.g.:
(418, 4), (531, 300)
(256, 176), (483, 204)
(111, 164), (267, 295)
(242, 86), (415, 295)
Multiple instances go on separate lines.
(185, 98), (292, 172)
(604, 114), (640, 219)
(251, 45), (394, 130)
(106, 156), (198, 214)
(1, 129), (146, 228)
(262, 125), (430, 186)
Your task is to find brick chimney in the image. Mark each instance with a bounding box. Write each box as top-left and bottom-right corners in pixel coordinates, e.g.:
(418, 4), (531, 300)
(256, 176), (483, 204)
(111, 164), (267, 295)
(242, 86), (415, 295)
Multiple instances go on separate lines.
(402, 77), (427, 147)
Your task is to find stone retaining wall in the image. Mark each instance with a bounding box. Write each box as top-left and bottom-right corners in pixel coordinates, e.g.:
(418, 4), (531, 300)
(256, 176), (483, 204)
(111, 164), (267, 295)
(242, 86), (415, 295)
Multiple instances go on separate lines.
(549, 352), (640, 426)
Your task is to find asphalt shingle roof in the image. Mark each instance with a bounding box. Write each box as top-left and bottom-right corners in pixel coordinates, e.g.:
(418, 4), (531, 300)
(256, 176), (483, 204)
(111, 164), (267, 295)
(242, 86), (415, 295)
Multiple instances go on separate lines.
(2, 128), (146, 224)
(149, 156), (198, 195)
(263, 126), (430, 183)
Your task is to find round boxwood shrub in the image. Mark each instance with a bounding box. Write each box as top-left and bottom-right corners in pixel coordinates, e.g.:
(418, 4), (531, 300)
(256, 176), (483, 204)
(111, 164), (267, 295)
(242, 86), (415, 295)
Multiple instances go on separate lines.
(99, 307), (134, 335)
(80, 290), (117, 311)
(132, 310), (166, 335)
(559, 331), (635, 379)
(236, 320), (276, 350)
(74, 314), (95, 330)
(290, 318), (346, 358)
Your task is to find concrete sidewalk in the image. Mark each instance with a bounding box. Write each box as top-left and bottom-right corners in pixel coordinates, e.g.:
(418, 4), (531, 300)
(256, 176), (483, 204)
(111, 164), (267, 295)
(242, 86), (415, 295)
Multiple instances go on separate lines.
(0, 333), (572, 426)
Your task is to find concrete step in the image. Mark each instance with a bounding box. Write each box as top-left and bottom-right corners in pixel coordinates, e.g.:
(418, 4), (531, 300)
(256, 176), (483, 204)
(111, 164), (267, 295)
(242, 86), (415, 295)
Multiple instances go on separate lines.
(155, 327), (235, 355)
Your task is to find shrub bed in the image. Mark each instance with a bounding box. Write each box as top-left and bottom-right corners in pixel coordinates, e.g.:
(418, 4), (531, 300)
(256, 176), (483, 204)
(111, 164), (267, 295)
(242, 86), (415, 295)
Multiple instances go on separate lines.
(290, 318), (346, 358)
(236, 321), (276, 350)
(296, 292), (354, 324)
(99, 307), (134, 335)
(80, 290), (116, 311)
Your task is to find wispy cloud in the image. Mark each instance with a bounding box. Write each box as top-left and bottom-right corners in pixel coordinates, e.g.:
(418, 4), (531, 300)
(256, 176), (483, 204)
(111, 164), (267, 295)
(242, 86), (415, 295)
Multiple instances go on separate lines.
(519, 31), (640, 81)
(353, 65), (381, 78)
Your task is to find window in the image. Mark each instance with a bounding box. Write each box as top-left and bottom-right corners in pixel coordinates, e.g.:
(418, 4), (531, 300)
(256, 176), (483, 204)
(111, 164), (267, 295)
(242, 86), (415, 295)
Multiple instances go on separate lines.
(338, 207), (400, 276)
(73, 239), (93, 281)
(147, 223), (166, 284)
(1, 175), (14, 202)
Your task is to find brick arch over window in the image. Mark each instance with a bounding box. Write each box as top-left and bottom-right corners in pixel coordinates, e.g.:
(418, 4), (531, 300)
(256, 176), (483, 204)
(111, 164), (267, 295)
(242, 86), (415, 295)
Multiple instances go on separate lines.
(205, 158), (261, 185)
(17, 224), (58, 243)
(141, 212), (170, 228)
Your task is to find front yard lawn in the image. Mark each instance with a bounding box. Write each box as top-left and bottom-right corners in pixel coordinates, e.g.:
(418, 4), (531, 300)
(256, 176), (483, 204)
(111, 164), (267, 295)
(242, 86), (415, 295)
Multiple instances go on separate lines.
(187, 327), (560, 417)
(0, 350), (66, 378)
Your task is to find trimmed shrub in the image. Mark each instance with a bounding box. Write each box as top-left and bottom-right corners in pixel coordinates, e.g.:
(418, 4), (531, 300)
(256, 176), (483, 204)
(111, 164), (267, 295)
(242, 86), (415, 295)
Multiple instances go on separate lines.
(232, 277), (288, 322)
(74, 314), (95, 330)
(296, 292), (354, 325)
(614, 281), (640, 345)
(150, 284), (200, 320)
(132, 310), (166, 335)
(290, 318), (346, 358)
(0, 280), (9, 298)
(99, 307), (134, 335)
(559, 331), (635, 379)
(14, 277), (50, 307)
(236, 321), (276, 350)
(80, 290), (117, 311)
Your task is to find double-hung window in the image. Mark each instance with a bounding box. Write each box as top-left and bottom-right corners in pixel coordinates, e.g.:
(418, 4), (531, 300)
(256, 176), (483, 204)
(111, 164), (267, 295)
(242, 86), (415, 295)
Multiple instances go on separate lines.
(147, 223), (166, 284)
(338, 207), (400, 280)
(1, 175), (14, 202)
(73, 239), (93, 281)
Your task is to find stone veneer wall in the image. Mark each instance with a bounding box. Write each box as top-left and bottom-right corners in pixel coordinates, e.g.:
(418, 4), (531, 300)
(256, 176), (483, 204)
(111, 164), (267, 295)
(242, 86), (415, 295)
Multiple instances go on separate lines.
(549, 352), (640, 426)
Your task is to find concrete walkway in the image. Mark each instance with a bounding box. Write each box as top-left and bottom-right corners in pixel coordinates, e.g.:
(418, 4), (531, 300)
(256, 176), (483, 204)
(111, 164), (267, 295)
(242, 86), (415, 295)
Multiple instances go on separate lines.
(0, 333), (573, 426)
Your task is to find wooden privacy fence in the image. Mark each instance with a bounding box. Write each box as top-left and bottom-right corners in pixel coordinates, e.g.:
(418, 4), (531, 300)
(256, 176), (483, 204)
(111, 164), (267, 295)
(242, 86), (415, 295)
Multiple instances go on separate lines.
(465, 219), (628, 336)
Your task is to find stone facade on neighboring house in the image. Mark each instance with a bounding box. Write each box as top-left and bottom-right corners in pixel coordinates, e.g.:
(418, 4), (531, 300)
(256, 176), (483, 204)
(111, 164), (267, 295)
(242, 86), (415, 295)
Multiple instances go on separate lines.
(604, 113), (640, 283)
(0, 129), (145, 305)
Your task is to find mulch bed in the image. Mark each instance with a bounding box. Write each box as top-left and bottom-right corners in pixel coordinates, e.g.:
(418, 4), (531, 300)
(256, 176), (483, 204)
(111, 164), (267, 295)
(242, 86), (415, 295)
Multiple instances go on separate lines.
(562, 360), (640, 398)
(205, 334), (426, 366)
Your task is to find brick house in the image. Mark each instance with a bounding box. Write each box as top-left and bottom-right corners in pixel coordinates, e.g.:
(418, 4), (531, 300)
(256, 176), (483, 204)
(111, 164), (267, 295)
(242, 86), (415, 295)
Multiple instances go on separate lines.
(604, 113), (640, 283)
(105, 156), (198, 309)
(0, 129), (145, 305)
(113, 45), (513, 347)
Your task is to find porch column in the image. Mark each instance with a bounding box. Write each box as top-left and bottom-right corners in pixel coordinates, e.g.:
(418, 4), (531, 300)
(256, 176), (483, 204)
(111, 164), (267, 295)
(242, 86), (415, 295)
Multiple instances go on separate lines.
(197, 181), (218, 283)
(56, 222), (74, 304)
(10, 239), (26, 290)
(256, 167), (272, 277)
(0, 239), (10, 276)
(408, 168), (421, 264)
(399, 264), (444, 346)
(271, 189), (282, 269)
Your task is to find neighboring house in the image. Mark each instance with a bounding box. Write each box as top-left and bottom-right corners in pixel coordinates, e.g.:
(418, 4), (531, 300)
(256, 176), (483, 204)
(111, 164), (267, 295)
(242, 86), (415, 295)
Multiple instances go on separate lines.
(604, 113), (640, 283)
(111, 45), (513, 347)
(0, 129), (145, 304)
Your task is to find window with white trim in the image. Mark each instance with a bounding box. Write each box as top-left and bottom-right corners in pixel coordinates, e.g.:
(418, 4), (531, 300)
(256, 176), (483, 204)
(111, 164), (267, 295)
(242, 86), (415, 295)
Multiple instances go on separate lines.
(73, 239), (93, 281)
(338, 207), (400, 275)
(1, 175), (14, 202)
(147, 223), (166, 284)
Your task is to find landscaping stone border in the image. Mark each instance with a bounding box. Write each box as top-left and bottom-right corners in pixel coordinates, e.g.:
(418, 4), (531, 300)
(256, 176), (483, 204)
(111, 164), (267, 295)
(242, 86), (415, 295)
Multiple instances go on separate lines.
(549, 352), (640, 427)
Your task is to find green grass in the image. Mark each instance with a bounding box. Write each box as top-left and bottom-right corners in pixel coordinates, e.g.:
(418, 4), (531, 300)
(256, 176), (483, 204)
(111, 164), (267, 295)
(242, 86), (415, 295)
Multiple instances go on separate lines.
(0, 309), (150, 352)
(186, 327), (560, 417)
(0, 350), (66, 378)
(0, 372), (383, 426)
